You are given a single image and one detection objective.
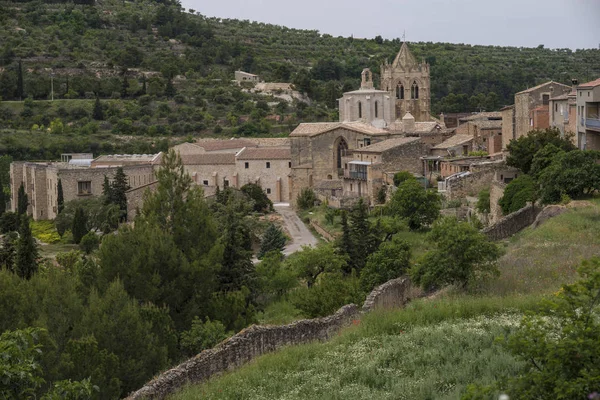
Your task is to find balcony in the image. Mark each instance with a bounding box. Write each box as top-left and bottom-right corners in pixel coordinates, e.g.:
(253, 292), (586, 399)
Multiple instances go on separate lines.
(344, 161), (370, 181)
(585, 118), (600, 130)
(344, 170), (368, 180)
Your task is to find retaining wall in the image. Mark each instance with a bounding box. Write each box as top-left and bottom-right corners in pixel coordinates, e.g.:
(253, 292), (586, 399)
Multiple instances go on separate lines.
(126, 277), (418, 400)
(482, 203), (541, 241)
(309, 220), (337, 242)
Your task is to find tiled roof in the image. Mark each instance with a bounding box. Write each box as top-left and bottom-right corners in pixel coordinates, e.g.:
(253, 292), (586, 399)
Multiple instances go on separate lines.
(180, 153), (236, 165)
(236, 147), (291, 160)
(578, 78), (600, 88)
(196, 139), (257, 152)
(472, 120), (502, 130)
(459, 112), (502, 122)
(550, 93), (569, 101)
(412, 122), (440, 134)
(516, 80), (570, 95)
(315, 180), (343, 190)
(290, 122), (388, 137)
(93, 153), (162, 164)
(433, 134), (473, 149)
(357, 137), (420, 153)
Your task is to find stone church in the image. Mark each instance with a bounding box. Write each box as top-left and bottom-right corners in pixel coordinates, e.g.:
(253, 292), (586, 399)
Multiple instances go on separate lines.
(290, 43), (446, 207)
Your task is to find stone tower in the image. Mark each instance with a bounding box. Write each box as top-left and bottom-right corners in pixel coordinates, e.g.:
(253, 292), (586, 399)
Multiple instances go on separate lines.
(380, 43), (431, 122)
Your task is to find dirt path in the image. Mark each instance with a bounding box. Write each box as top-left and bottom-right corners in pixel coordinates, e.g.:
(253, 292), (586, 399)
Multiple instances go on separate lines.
(274, 203), (318, 255)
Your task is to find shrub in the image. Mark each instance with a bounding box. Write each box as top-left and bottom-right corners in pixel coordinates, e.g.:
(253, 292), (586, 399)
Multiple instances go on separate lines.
(499, 175), (536, 215)
(30, 220), (61, 244)
(180, 317), (230, 357)
(296, 188), (317, 210)
(476, 188), (490, 214)
(360, 237), (411, 291)
(240, 183), (273, 213)
(393, 171), (415, 187)
(291, 272), (363, 318)
(79, 231), (100, 254)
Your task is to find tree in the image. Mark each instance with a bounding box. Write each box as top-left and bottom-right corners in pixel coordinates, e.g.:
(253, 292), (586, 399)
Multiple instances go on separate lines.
(538, 149), (600, 204)
(529, 143), (563, 179)
(347, 198), (380, 274)
(504, 257), (600, 399)
(388, 179), (440, 230)
(17, 59), (23, 100)
(476, 188), (490, 214)
(336, 210), (352, 257)
(0, 179), (5, 216)
(219, 203), (254, 291)
(71, 207), (88, 244)
(286, 244), (346, 288)
(102, 175), (111, 203)
(56, 179), (64, 214)
(255, 250), (297, 301)
(506, 128), (575, 174)
(15, 215), (38, 280)
(92, 96), (104, 120)
(393, 170), (415, 187)
(17, 182), (28, 216)
(360, 237), (411, 291)
(240, 183), (273, 213)
(109, 167), (130, 221)
(410, 217), (501, 290)
(499, 175), (536, 215)
(180, 317), (229, 357)
(165, 78), (176, 97)
(296, 188), (316, 210)
(258, 223), (286, 259)
(79, 231), (100, 254)
(0, 327), (45, 398)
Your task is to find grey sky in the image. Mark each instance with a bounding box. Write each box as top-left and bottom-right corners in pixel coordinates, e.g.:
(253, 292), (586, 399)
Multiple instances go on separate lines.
(180, 0), (600, 49)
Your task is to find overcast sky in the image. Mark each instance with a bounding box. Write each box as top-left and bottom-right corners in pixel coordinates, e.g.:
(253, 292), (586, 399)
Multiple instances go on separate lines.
(180, 0), (600, 49)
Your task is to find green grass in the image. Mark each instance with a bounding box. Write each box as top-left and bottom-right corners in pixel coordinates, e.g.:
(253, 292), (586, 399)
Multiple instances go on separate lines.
(171, 295), (541, 400)
(484, 198), (600, 296)
(30, 220), (62, 244)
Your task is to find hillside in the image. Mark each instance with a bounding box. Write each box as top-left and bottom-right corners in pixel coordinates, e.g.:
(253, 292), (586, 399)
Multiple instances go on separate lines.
(1, 0), (600, 162)
(168, 200), (599, 399)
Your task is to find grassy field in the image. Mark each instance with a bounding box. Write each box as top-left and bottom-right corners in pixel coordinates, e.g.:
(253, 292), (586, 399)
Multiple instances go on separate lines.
(169, 199), (600, 400)
(171, 296), (541, 400)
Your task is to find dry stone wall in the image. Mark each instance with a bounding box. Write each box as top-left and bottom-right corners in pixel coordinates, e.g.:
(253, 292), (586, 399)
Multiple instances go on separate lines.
(482, 203), (541, 240)
(126, 276), (419, 400)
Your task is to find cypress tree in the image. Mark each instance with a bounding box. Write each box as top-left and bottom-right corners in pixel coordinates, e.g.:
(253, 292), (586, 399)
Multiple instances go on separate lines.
(15, 215), (38, 280)
(0, 179), (5, 216)
(337, 210), (352, 262)
(102, 175), (112, 204)
(258, 223), (286, 259)
(93, 96), (104, 120)
(110, 167), (130, 221)
(348, 198), (375, 274)
(17, 59), (23, 101)
(57, 179), (64, 214)
(17, 183), (28, 216)
(72, 207), (88, 244)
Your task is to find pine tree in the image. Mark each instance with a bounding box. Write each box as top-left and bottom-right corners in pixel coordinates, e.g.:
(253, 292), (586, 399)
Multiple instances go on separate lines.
(165, 78), (176, 97)
(17, 183), (28, 216)
(17, 59), (23, 101)
(57, 179), (64, 214)
(110, 167), (130, 221)
(93, 96), (104, 120)
(258, 223), (286, 259)
(348, 198), (377, 274)
(336, 210), (353, 270)
(0, 179), (5, 216)
(15, 215), (38, 280)
(219, 204), (254, 291)
(102, 175), (112, 205)
(72, 207), (88, 244)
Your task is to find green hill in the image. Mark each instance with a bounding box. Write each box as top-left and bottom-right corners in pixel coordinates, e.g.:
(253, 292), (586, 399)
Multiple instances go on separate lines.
(170, 200), (600, 399)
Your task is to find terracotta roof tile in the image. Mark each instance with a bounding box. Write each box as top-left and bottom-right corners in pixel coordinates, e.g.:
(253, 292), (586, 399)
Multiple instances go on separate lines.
(357, 137), (420, 153)
(472, 120), (502, 129)
(196, 139), (257, 152)
(578, 78), (600, 88)
(180, 154), (236, 165)
(433, 134), (473, 149)
(459, 112), (502, 122)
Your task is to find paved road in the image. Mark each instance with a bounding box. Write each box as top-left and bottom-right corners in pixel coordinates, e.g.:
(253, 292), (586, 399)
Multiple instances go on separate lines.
(274, 203), (318, 256)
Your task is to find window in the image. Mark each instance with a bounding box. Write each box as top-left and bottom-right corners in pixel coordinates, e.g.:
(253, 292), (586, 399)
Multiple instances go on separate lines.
(203, 180), (209, 186)
(358, 102), (362, 118)
(266, 188), (271, 194)
(288, 162), (292, 168)
(555, 103), (558, 112)
(364, 138), (371, 146)
(375, 101), (378, 118)
(397, 85), (404, 99)
(224, 179), (229, 187)
(266, 162), (271, 168)
(411, 82), (419, 99)
(350, 184), (353, 191)
(542, 94), (549, 105)
(245, 162), (249, 169)
(77, 181), (91, 195)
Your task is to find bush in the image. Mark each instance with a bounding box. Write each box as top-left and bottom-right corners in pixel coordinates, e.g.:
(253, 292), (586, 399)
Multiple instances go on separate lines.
(240, 183), (273, 213)
(296, 188), (317, 210)
(79, 231), (100, 254)
(291, 272), (363, 318)
(360, 237), (411, 291)
(393, 171), (415, 187)
(180, 317), (230, 357)
(476, 188), (490, 214)
(499, 175), (536, 215)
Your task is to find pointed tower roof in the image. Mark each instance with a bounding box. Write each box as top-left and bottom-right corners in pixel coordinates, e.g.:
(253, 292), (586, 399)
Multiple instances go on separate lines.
(392, 42), (418, 70)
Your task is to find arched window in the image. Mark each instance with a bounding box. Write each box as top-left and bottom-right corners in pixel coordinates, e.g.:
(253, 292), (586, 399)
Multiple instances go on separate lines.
(396, 84), (404, 100)
(411, 81), (419, 99)
(336, 138), (348, 169)
(358, 101), (362, 118)
(375, 101), (379, 118)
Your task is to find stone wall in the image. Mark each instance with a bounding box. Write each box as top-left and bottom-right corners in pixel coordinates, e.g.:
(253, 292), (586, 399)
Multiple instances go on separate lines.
(489, 181), (506, 225)
(125, 181), (158, 222)
(126, 276), (419, 400)
(446, 169), (495, 200)
(309, 220), (337, 242)
(482, 203), (541, 241)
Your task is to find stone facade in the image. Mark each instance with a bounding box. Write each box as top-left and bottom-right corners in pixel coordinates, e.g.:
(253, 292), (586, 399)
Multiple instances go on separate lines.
(548, 90), (577, 146)
(489, 180), (506, 225)
(10, 157), (157, 221)
(576, 78), (600, 150)
(126, 276), (421, 400)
